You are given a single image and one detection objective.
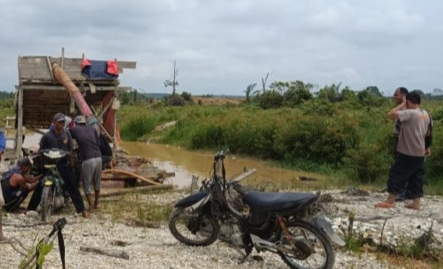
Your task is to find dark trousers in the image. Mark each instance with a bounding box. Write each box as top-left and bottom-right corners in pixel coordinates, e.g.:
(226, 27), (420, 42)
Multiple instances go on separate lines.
(58, 166), (86, 213)
(3, 189), (29, 212)
(387, 152), (424, 199)
(27, 166), (86, 213)
(27, 183), (42, 211)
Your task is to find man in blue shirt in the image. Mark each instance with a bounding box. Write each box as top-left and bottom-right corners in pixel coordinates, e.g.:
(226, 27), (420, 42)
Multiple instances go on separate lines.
(0, 128), (7, 241)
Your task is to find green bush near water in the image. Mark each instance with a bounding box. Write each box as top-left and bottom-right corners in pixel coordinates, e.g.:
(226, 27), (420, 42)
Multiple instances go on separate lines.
(116, 97), (443, 191)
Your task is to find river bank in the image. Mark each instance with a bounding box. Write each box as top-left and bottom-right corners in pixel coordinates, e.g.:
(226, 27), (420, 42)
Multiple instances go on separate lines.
(1, 188), (442, 269)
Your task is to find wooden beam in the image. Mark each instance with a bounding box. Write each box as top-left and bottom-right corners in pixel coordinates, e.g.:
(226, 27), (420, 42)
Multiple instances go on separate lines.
(116, 61), (137, 69)
(18, 56), (136, 81)
(17, 85), (124, 91)
(15, 86), (24, 158)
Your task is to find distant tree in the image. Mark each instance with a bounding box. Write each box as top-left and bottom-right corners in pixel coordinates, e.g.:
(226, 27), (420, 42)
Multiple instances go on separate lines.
(365, 86), (382, 97)
(261, 71), (272, 92)
(164, 61), (179, 95)
(433, 88), (443, 96)
(341, 87), (357, 102)
(283, 80), (313, 106)
(133, 89), (138, 103)
(269, 81), (289, 93)
(318, 83), (343, 102)
(244, 83), (257, 103)
(119, 90), (130, 105)
(413, 89), (426, 97)
(356, 88), (388, 107)
(258, 90), (284, 109)
(181, 91), (192, 102)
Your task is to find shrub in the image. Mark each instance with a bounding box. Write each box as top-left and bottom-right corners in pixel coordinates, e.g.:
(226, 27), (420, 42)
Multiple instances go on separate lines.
(343, 145), (391, 183)
(273, 114), (359, 164)
(258, 90), (284, 109)
(283, 83), (313, 107)
(121, 115), (158, 141)
(162, 94), (187, 106)
(180, 91), (192, 102)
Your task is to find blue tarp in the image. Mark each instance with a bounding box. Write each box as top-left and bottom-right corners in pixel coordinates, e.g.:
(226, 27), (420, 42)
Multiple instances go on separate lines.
(82, 60), (119, 80)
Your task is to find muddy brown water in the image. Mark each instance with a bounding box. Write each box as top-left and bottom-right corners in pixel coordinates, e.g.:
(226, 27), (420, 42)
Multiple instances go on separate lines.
(9, 132), (329, 189)
(121, 142), (329, 189)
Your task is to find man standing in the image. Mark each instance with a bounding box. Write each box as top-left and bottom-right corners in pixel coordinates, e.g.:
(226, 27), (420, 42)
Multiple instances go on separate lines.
(0, 128), (6, 242)
(31, 113), (89, 218)
(392, 87), (409, 201)
(69, 116), (102, 210)
(375, 91), (432, 210)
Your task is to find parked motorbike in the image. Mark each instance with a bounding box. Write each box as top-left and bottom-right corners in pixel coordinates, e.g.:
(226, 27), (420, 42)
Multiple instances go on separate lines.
(37, 149), (69, 222)
(168, 150), (344, 269)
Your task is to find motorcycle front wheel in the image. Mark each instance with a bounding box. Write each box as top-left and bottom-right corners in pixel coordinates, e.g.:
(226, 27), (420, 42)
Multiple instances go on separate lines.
(40, 186), (54, 222)
(168, 207), (220, 246)
(278, 220), (335, 269)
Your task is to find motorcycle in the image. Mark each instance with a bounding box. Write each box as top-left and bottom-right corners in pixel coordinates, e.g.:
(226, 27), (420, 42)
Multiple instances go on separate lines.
(36, 149), (69, 222)
(168, 150), (344, 269)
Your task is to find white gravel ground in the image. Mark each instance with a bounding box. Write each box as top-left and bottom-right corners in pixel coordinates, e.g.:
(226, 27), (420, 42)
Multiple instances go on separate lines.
(2, 189), (441, 269)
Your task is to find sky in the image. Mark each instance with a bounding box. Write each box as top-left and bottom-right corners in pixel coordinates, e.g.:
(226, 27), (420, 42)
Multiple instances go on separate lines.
(0, 0), (442, 96)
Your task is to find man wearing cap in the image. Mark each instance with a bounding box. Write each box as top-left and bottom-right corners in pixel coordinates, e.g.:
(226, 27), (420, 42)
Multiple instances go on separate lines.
(69, 115), (102, 210)
(32, 113), (89, 218)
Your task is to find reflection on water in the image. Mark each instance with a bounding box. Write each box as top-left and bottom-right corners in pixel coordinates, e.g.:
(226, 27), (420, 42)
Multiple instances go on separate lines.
(120, 142), (327, 189)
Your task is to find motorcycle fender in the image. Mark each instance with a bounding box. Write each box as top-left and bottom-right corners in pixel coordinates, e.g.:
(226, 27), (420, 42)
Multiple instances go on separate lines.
(174, 192), (208, 208)
(315, 215), (345, 247)
(44, 181), (53, 187)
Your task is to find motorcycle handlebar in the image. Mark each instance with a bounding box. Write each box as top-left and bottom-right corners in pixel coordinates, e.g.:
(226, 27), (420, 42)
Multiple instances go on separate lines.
(214, 149), (229, 161)
(40, 148), (70, 158)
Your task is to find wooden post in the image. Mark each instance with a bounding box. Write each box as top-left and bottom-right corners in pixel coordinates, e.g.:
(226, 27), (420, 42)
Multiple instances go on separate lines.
(113, 90), (118, 161)
(61, 47), (65, 69)
(14, 86), (24, 158)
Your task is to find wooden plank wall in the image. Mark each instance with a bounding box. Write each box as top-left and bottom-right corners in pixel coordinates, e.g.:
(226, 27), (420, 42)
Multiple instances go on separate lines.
(22, 88), (111, 128)
(18, 56), (136, 82)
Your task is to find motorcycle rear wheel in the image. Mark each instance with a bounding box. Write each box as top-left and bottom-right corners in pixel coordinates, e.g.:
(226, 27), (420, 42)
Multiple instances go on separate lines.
(168, 207), (220, 246)
(40, 186), (54, 222)
(278, 220), (335, 269)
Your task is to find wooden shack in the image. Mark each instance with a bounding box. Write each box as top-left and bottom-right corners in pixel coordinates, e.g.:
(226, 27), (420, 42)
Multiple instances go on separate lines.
(5, 49), (136, 161)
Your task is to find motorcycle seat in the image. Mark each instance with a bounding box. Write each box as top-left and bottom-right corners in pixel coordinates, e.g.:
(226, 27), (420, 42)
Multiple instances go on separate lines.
(243, 191), (318, 213)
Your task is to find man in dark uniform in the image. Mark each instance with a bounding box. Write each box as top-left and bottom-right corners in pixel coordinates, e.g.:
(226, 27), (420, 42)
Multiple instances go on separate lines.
(28, 113), (89, 218)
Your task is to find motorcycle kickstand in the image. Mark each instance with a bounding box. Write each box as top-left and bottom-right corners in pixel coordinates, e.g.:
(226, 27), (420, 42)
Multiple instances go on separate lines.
(237, 245), (252, 264)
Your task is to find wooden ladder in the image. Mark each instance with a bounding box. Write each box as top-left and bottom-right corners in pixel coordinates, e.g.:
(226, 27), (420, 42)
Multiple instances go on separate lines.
(2, 115), (21, 160)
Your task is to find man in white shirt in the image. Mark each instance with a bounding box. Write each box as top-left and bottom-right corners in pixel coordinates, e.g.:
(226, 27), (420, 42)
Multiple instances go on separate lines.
(375, 91), (432, 210)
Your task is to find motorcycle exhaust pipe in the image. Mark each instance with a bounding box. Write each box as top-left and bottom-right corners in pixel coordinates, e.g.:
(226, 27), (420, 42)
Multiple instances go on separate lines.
(250, 234), (296, 255)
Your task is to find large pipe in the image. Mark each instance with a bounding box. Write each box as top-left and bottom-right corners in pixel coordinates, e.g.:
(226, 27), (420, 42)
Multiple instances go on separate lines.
(51, 62), (99, 131)
(52, 62), (93, 118)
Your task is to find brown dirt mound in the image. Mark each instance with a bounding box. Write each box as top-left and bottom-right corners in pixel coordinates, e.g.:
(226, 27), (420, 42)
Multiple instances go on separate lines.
(192, 96), (245, 105)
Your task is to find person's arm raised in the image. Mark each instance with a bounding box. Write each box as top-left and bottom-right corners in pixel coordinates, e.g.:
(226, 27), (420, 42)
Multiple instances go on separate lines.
(388, 96), (406, 119)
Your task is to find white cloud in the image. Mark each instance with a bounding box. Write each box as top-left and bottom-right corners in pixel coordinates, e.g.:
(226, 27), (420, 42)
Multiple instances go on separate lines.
(0, 0), (442, 95)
